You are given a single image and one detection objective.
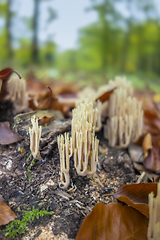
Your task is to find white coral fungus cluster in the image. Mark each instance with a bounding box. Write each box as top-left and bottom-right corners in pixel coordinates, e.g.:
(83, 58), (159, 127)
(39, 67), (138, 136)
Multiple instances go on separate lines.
(72, 102), (99, 176)
(57, 101), (99, 189)
(104, 87), (143, 148)
(8, 75), (28, 113)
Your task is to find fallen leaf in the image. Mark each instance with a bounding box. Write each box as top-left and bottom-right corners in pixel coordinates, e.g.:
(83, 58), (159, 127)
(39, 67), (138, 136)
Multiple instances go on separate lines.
(143, 107), (160, 135)
(0, 68), (21, 100)
(114, 183), (157, 217)
(29, 87), (65, 115)
(142, 134), (160, 173)
(0, 200), (17, 225)
(95, 87), (116, 103)
(143, 133), (152, 158)
(76, 202), (148, 240)
(38, 115), (54, 126)
(0, 121), (23, 145)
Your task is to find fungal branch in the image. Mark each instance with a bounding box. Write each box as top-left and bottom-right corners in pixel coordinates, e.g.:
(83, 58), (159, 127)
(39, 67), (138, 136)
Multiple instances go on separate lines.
(29, 116), (42, 159)
(57, 132), (72, 189)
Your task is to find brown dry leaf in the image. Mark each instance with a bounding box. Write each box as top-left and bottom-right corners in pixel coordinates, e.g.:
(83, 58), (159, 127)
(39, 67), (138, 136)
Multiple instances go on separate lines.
(0, 200), (17, 225)
(29, 87), (64, 114)
(0, 121), (23, 145)
(0, 68), (21, 100)
(114, 183), (157, 217)
(143, 134), (160, 173)
(95, 87), (116, 103)
(143, 133), (152, 158)
(76, 202), (148, 240)
(38, 115), (54, 126)
(143, 108), (160, 135)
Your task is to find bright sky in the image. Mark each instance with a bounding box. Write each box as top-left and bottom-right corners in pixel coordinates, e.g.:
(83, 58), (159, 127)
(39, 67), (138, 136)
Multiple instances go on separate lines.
(13, 0), (98, 51)
(46, 0), (98, 51)
(1, 0), (159, 51)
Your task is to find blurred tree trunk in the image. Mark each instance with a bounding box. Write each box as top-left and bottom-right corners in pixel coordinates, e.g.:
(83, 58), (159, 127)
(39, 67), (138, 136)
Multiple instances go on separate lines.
(120, 0), (132, 73)
(31, 0), (39, 64)
(6, 0), (13, 60)
(90, 0), (122, 72)
(120, 20), (131, 73)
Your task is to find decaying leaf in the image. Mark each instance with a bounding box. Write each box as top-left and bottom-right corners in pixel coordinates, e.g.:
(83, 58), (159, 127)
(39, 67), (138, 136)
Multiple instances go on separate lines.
(143, 134), (160, 174)
(29, 87), (64, 114)
(38, 115), (54, 126)
(95, 87), (116, 103)
(114, 183), (157, 217)
(76, 202), (148, 240)
(0, 121), (23, 145)
(0, 200), (17, 225)
(0, 68), (21, 100)
(143, 108), (160, 135)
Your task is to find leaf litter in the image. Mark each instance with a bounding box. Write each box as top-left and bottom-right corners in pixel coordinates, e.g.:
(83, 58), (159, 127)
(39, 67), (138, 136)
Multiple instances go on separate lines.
(0, 70), (160, 239)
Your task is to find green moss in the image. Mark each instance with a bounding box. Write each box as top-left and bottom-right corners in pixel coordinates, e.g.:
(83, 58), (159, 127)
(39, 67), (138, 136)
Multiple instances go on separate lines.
(0, 207), (54, 239)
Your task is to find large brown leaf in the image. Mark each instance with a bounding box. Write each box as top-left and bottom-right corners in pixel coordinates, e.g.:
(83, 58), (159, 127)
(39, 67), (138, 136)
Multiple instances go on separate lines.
(114, 183), (157, 217)
(76, 202), (148, 240)
(0, 200), (17, 225)
(0, 68), (21, 100)
(0, 121), (23, 145)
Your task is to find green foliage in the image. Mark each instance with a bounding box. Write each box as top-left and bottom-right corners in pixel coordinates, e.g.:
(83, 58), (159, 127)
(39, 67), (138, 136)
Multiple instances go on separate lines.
(0, 207), (54, 239)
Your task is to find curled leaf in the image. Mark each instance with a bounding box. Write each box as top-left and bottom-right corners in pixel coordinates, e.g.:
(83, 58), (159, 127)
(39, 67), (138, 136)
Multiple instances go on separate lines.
(95, 87), (116, 103)
(114, 183), (157, 217)
(0, 68), (21, 100)
(29, 87), (64, 114)
(0, 68), (21, 81)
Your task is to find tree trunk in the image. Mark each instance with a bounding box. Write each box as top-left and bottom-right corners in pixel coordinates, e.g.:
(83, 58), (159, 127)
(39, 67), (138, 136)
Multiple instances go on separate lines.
(6, 0), (13, 60)
(32, 0), (39, 64)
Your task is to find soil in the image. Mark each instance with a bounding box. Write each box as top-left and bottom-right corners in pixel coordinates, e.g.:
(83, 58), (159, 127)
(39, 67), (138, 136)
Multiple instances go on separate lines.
(0, 112), (138, 240)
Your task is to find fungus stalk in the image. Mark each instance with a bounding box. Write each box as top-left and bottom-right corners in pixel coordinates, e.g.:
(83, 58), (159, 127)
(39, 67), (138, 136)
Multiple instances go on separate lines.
(29, 116), (42, 159)
(148, 181), (160, 240)
(57, 132), (72, 189)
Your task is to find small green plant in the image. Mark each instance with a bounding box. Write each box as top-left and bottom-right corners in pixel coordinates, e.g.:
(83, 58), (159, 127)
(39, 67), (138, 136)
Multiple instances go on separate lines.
(26, 153), (32, 163)
(0, 207), (54, 239)
(27, 158), (35, 182)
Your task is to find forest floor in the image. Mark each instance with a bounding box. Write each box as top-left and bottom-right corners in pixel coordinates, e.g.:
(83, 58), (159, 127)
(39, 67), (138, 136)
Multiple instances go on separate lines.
(0, 110), (138, 240)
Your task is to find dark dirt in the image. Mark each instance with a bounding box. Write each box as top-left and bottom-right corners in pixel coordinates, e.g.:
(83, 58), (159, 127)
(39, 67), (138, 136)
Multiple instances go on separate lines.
(0, 116), (138, 240)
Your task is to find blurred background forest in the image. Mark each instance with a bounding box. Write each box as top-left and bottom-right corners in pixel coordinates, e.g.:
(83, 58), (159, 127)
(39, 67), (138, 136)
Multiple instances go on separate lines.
(0, 0), (160, 90)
